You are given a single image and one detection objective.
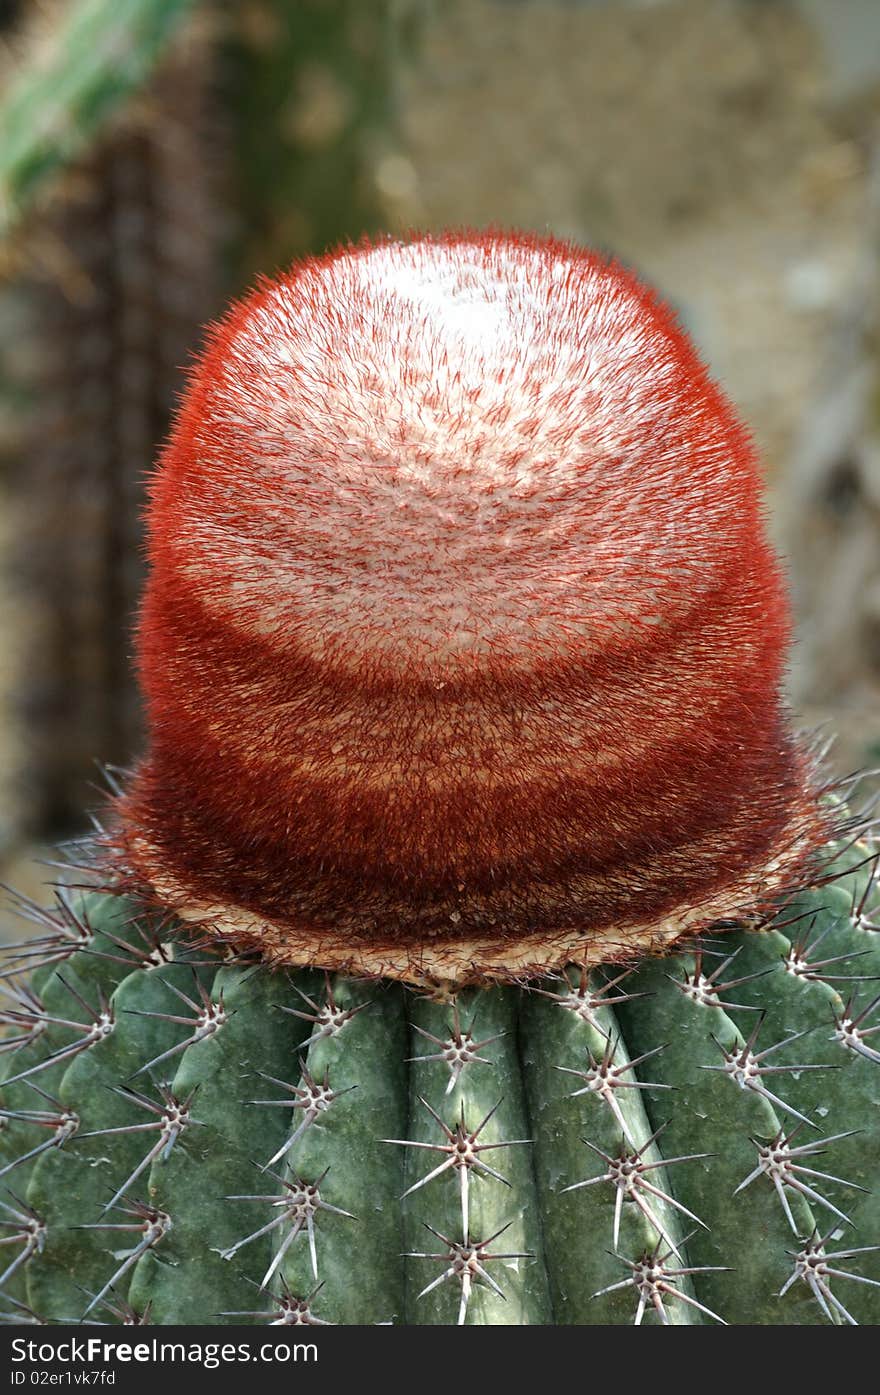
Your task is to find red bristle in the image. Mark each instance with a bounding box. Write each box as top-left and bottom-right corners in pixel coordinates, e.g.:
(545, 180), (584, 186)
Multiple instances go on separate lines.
(115, 229), (831, 981)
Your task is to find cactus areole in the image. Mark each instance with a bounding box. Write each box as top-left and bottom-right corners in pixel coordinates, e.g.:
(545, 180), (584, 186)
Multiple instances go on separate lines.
(119, 230), (828, 982)
(4, 232), (879, 1330)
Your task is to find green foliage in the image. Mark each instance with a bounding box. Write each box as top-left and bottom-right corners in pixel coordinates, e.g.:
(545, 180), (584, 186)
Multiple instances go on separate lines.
(230, 0), (398, 280)
(1, 845), (879, 1326)
(0, 0), (194, 245)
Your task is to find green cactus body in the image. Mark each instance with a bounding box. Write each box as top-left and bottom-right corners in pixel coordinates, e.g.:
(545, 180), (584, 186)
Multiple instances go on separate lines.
(1, 843), (878, 1326)
(0, 0), (195, 246)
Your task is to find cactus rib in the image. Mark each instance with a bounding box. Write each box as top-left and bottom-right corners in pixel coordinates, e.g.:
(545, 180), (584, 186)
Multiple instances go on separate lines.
(0, 851), (876, 1324)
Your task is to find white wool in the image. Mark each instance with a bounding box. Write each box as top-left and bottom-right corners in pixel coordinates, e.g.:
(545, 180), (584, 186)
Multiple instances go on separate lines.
(176, 239), (742, 671)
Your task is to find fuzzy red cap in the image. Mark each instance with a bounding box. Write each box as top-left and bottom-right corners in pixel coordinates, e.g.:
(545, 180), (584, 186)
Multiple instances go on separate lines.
(119, 230), (827, 981)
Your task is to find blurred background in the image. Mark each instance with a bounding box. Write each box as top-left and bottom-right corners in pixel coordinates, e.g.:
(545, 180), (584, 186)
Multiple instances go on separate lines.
(1, 0), (879, 936)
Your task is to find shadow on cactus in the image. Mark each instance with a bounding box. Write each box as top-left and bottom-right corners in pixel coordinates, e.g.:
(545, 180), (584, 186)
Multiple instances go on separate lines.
(1, 231), (879, 1326)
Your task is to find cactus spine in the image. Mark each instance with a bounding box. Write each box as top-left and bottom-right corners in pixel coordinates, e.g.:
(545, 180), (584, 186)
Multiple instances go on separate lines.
(0, 840), (878, 1325)
(2, 231), (879, 1327)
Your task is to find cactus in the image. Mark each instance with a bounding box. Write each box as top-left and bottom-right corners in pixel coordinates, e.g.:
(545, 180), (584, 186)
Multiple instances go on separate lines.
(2, 231), (880, 1326)
(0, 0), (195, 252)
(230, 0), (398, 282)
(0, 855), (878, 1326)
(12, 23), (221, 835)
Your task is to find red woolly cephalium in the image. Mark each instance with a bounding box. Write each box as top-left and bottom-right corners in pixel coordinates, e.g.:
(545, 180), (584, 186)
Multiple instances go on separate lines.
(117, 230), (829, 982)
